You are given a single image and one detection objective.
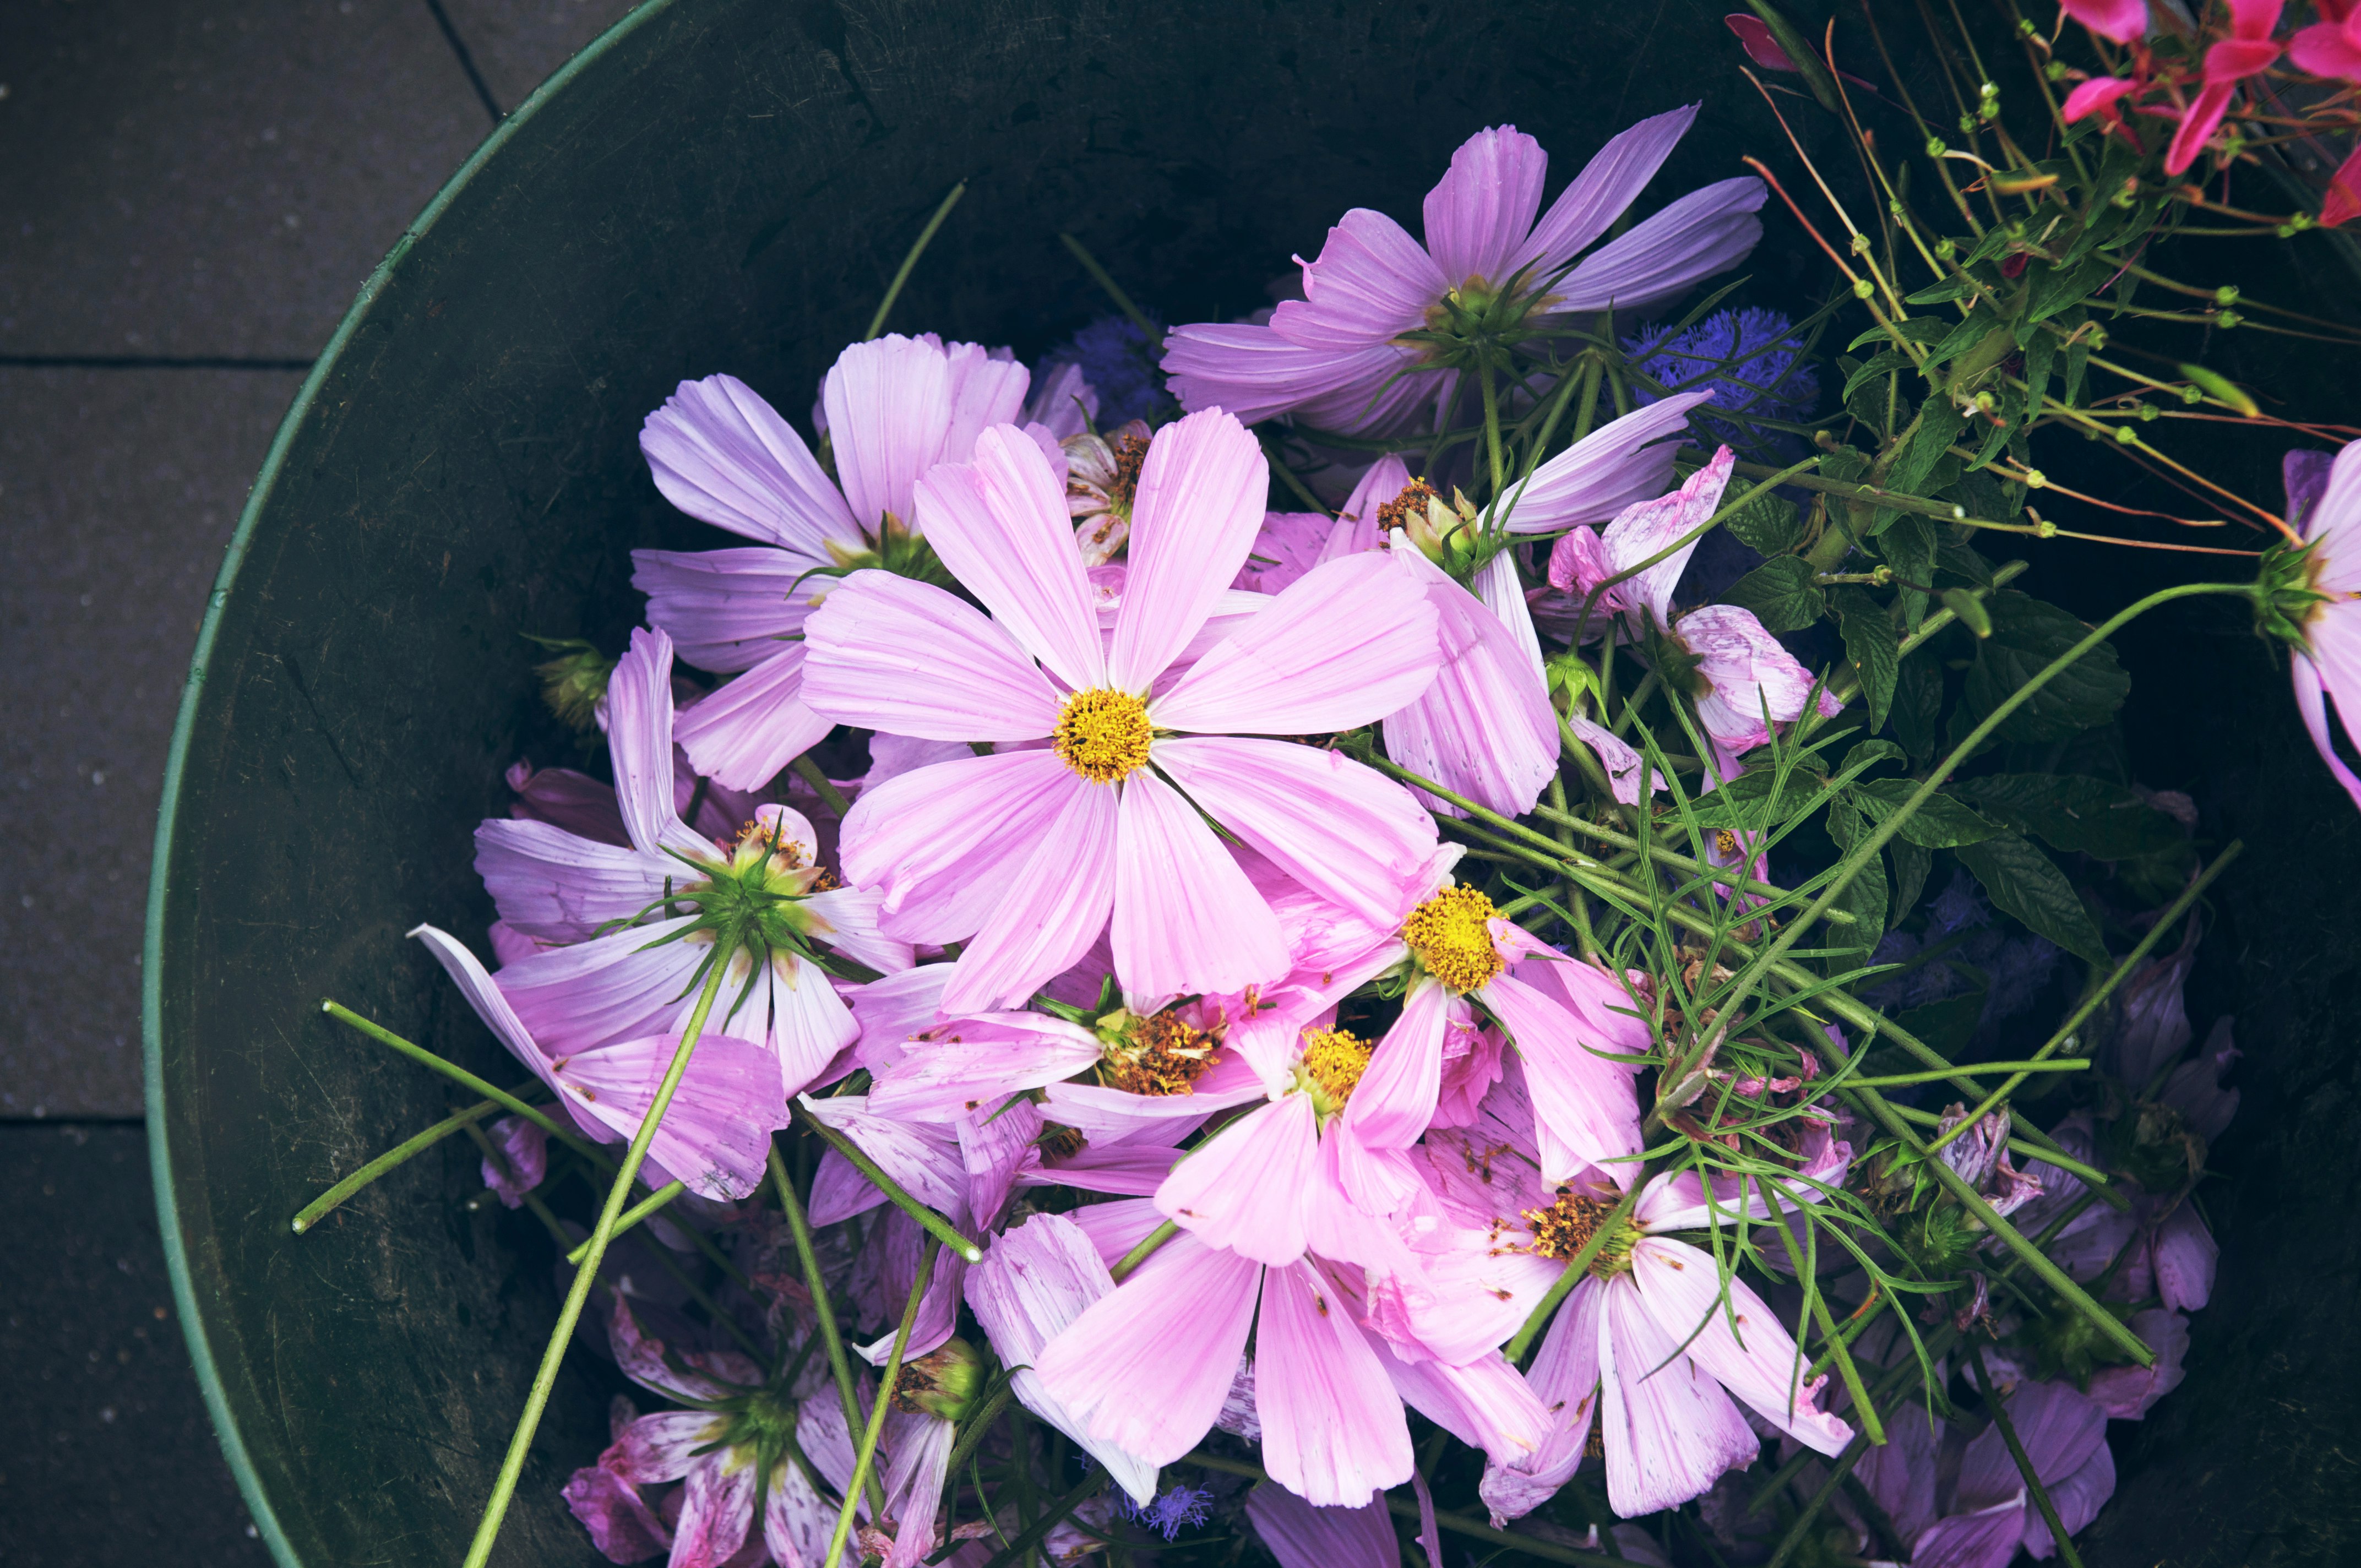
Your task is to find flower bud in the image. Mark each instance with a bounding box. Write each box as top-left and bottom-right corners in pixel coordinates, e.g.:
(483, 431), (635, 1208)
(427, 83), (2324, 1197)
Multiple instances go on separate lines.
(891, 1336), (987, 1422)
(529, 637), (616, 733)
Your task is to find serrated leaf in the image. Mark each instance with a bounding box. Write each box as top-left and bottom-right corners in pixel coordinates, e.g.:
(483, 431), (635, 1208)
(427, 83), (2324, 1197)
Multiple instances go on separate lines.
(1888, 836), (1933, 918)
(1959, 591), (2129, 742)
(1834, 586), (1899, 733)
(1947, 774), (2185, 859)
(1905, 276), (1978, 306)
(1888, 400), (1970, 495)
(1848, 778), (2004, 847)
(1843, 349), (1917, 405)
(1924, 310), (1996, 373)
(1824, 798), (1889, 961)
(1725, 492), (1806, 554)
(1689, 764), (1835, 830)
(1839, 739), (1906, 775)
(1847, 317), (1955, 351)
(1890, 649), (1945, 761)
(2064, 336), (2091, 406)
(2027, 255), (2108, 324)
(1956, 830), (2108, 963)
(2023, 330), (2056, 424)
(1722, 556), (1826, 633)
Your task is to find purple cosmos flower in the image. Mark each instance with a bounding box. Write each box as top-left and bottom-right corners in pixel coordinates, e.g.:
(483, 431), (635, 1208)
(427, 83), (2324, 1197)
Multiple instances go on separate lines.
(1547, 447), (1843, 759)
(801, 409), (1452, 1014)
(1873, 1380), (2116, 1568)
(1243, 1486), (1401, 1568)
(630, 334), (1045, 791)
(1625, 306), (1820, 454)
(2277, 442), (2361, 812)
(1162, 107), (1766, 435)
(475, 627), (913, 1099)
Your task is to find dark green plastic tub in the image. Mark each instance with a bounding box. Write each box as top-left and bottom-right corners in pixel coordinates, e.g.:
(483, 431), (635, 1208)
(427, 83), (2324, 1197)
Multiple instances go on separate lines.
(144, 2), (2361, 1564)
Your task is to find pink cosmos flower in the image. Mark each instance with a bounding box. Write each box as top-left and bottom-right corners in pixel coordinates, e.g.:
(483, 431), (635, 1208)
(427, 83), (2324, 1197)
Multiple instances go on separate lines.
(2060, 0), (2151, 45)
(410, 923), (785, 1201)
(801, 409), (1451, 1014)
(2281, 442), (2361, 810)
(631, 335), (1038, 790)
(1547, 446), (1841, 758)
(1401, 1068), (1849, 1520)
(1162, 109), (1765, 435)
(564, 1295), (841, 1568)
(475, 628), (911, 1103)
(2166, 0), (2285, 177)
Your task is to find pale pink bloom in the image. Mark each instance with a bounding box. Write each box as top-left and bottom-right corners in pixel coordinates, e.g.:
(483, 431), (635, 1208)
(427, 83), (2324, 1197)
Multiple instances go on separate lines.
(1905, 1381), (2114, 1567)
(476, 628), (911, 1099)
(1548, 446), (1840, 754)
(504, 748), (764, 850)
(1242, 1486), (1401, 1568)
(2283, 443), (2361, 812)
(410, 924), (784, 1201)
(962, 1213), (1162, 1502)
(477, 1114), (548, 1208)
(1032, 1228), (1417, 1507)
(632, 335), (1036, 790)
(1163, 110), (1765, 435)
(796, 1370), (955, 1568)
(799, 1094), (975, 1365)
(802, 409), (1448, 1012)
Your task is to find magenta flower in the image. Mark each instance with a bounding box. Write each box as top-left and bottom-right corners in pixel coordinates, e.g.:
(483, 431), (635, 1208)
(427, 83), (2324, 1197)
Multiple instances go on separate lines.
(410, 923), (785, 1201)
(2059, 0), (2151, 44)
(2277, 443), (2361, 810)
(475, 628), (913, 1099)
(2293, 2), (2361, 81)
(802, 409), (1451, 1013)
(1162, 109), (1765, 435)
(1548, 446), (1841, 758)
(2166, 0), (2285, 177)
(632, 334), (1036, 790)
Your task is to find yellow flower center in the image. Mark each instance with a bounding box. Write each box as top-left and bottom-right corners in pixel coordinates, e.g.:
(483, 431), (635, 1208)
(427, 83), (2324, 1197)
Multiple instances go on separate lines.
(1402, 884), (1505, 993)
(1298, 1027), (1373, 1114)
(1052, 688), (1154, 784)
(1517, 1188), (1639, 1276)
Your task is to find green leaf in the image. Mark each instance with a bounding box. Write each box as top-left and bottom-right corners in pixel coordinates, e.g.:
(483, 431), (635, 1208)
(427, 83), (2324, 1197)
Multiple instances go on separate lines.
(1959, 591), (2130, 742)
(1834, 586), (1900, 733)
(2064, 335), (2091, 406)
(1947, 774), (2184, 859)
(1824, 798), (1889, 961)
(1722, 556), (1826, 633)
(1894, 987), (1987, 1059)
(1843, 349), (1917, 406)
(1888, 836), (1933, 918)
(1848, 317), (1955, 351)
(2027, 255), (2109, 324)
(1819, 447), (1872, 486)
(1882, 514), (1938, 629)
(1725, 492), (1806, 554)
(1934, 532), (1998, 586)
(1887, 399), (1970, 496)
(1848, 778), (2004, 847)
(1924, 310), (1996, 373)
(1689, 762), (1836, 830)
(1955, 831), (2109, 964)
(1890, 649), (1945, 761)
(1904, 276), (1978, 306)
(2022, 329), (2056, 425)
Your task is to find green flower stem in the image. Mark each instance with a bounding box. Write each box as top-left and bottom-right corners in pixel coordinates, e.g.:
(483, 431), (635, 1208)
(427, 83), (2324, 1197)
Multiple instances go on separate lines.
(539, 1154), (773, 1371)
(1503, 1178), (1647, 1365)
(1971, 1344), (2087, 1568)
(1109, 1218), (1179, 1283)
(459, 937), (736, 1568)
(977, 1466), (1107, 1568)
(1841, 1060), (2090, 1089)
(1058, 232), (1164, 354)
(320, 1000), (603, 1161)
(1924, 841), (2242, 1157)
(865, 181), (967, 340)
(942, 1378), (1019, 1487)
(563, 1180), (687, 1264)
(824, 1233), (940, 1568)
(1752, 1191), (1885, 1447)
(766, 1144), (888, 1516)
(790, 754), (854, 821)
(1259, 431), (1328, 513)
(1751, 1325), (1954, 1520)
(1527, 791), (1851, 912)
(1184, 1451), (1623, 1568)
(1705, 582), (2254, 1117)
(1479, 358), (1508, 503)
(797, 1105), (984, 1263)
(291, 1093), (503, 1233)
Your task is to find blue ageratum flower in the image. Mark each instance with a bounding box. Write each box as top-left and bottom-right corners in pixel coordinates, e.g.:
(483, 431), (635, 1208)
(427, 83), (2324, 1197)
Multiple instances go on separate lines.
(1119, 1484), (1213, 1541)
(1040, 314), (1173, 428)
(1625, 306), (1819, 454)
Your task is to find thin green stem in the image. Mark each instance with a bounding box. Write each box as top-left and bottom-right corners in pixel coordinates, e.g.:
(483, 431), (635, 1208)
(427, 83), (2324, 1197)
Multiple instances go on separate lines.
(320, 1001), (600, 1160)
(977, 1468), (1105, 1568)
(791, 754), (854, 821)
(824, 1234), (940, 1568)
(798, 1106), (983, 1262)
(1109, 1219), (1179, 1283)
(1480, 358), (1507, 503)
(1881, 1104), (2112, 1188)
(1843, 1061), (2090, 1088)
(942, 1379), (1018, 1486)
(865, 182), (967, 340)
(291, 1096), (502, 1233)
(1504, 1179), (1646, 1364)
(460, 934), (737, 1568)
(1925, 842), (2241, 1156)
(564, 1180), (687, 1264)
(767, 1142), (885, 1515)
(1058, 232), (1163, 353)
(1971, 1345), (2087, 1568)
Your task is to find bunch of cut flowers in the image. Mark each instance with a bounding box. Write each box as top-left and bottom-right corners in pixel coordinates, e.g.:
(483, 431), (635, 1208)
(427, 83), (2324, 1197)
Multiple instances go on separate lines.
(295, 6), (2361, 1565)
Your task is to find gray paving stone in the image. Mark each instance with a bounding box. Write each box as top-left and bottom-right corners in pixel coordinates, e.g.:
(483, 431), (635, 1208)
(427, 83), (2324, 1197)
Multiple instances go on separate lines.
(440, 0), (644, 116)
(0, 0), (491, 361)
(0, 1122), (272, 1567)
(0, 367), (304, 1118)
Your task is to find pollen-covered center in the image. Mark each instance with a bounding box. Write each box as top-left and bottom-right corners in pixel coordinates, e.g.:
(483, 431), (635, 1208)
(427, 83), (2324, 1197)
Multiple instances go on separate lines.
(1299, 1027), (1373, 1110)
(1375, 479), (1438, 533)
(1106, 431), (1152, 516)
(1053, 688), (1154, 784)
(1101, 1011), (1222, 1097)
(1519, 1188), (1638, 1276)
(1402, 884), (1506, 993)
